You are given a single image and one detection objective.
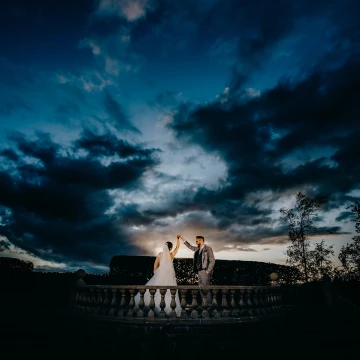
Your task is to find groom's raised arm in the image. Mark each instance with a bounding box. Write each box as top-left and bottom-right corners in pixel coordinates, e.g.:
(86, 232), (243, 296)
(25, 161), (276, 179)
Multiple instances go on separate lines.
(179, 234), (197, 251)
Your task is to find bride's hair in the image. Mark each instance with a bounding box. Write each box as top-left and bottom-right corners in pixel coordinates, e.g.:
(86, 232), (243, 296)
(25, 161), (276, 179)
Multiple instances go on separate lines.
(165, 241), (173, 250)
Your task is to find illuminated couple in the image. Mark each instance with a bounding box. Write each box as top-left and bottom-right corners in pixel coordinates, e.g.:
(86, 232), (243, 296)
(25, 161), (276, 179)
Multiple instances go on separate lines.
(134, 234), (216, 317)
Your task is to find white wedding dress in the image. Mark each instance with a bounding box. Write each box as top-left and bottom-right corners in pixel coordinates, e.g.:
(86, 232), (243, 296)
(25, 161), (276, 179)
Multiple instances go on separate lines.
(134, 243), (181, 317)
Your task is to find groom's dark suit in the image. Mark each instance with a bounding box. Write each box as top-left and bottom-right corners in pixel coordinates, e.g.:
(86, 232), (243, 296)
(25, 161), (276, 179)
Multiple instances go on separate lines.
(184, 242), (215, 275)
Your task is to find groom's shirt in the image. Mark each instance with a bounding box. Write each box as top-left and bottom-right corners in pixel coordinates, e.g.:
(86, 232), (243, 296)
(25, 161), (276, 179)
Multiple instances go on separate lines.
(195, 245), (205, 271)
(195, 247), (202, 271)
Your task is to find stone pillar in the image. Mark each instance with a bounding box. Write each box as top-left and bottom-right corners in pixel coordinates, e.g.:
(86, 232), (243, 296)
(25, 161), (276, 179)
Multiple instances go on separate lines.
(69, 269), (87, 312)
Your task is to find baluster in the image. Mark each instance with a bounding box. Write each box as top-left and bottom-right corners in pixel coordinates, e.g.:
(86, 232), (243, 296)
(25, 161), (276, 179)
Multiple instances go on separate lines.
(102, 288), (111, 315)
(243, 289), (252, 317)
(90, 288), (96, 313)
(190, 290), (199, 318)
(116, 289), (127, 317)
(72, 288), (78, 311)
(81, 289), (88, 312)
(147, 289), (156, 318)
(278, 288), (284, 309)
(76, 289), (83, 312)
(94, 288), (104, 315)
(274, 288), (281, 309)
(169, 288), (178, 318)
(251, 288), (259, 316)
(238, 289), (246, 316)
(264, 288), (271, 314)
(201, 288), (209, 318)
(248, 288), (256, 316)
(220, 288), (230, 317)
(229, 289), (238, 317)
(179, 288), (188, 319)
(211, 289), (220, 318)
(81, 289), (87, 311)
(75, 289), (82, 311)
(136, 288), (146, 317)
(126, 289), (136, 317)
(264, 288), (270, 314)
(83, 289), (91, 313)
(158, 288), (167, 318)
(269, 290), (276, 312)
(256, 288), (265, 316)
(109, 289), (118, 316)
(258, 288), (266, 314)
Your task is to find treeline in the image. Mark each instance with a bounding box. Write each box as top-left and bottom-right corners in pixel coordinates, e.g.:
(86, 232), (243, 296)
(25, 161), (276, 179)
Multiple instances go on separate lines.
(109, 255), (299, 285)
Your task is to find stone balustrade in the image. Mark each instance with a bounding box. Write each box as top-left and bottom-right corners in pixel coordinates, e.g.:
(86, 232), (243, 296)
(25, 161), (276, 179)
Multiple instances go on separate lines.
(70, 284), (283, 324)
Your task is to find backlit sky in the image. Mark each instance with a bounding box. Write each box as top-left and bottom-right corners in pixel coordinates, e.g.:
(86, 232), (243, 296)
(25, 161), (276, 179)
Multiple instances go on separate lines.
(0, 0), (359, 273)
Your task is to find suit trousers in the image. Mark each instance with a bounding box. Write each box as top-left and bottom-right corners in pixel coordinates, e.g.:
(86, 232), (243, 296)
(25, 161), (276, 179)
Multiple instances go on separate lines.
(197, 270), (212, 309)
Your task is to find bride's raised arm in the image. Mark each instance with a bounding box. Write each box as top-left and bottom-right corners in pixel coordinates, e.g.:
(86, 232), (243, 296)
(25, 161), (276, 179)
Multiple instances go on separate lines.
(153, 252), (161, 270)
(170, 235), (181, 259)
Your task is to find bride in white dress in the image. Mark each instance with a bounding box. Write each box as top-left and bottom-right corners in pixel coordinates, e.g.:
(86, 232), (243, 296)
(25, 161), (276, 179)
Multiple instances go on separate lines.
(134, 236), (182, 317)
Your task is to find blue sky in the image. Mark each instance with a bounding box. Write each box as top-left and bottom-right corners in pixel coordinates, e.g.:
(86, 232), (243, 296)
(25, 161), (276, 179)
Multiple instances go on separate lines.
(0, 0), (359, 273)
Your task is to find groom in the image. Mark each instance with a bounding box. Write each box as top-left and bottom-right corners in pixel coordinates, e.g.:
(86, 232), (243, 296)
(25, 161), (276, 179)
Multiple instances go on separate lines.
(178, 234), (215, 310)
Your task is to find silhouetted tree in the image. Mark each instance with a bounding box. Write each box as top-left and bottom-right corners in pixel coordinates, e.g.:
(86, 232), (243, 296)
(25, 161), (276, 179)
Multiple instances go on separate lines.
(338, 201), (360, 280)
(307, 240), (335, 280)
(280, 191), (328, 283)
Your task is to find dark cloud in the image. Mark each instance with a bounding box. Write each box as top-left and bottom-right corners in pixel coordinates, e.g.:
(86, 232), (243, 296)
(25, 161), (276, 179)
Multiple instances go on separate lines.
(104, 91), (141, 133)
(0, 130), (159, 265)
(0, 237), (11, 252)
(167, 56), (360, 206)
(0, 148), (19, 162)
(336, 211), (354, 222)
(75, 128), (158, 158)
(226, 247), (258, 253)
(157, 50), (360, 245)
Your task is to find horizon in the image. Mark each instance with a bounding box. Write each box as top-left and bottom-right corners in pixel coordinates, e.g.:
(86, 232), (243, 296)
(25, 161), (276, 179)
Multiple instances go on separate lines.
(0, 0), (359, 274)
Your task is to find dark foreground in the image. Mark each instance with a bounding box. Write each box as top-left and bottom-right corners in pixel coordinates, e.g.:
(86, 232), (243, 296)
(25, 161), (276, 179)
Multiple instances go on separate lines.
(1, 299), (358, 359)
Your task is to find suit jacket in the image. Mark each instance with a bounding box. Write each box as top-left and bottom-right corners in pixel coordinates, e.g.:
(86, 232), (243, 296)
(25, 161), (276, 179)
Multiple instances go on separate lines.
(184, 241), (215, 275)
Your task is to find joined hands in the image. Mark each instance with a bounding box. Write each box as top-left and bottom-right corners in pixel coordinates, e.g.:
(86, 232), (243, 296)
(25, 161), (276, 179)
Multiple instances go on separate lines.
(177, 234), (185, 241)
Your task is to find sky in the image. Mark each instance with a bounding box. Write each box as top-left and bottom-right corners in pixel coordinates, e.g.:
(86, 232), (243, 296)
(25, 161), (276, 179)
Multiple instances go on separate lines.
(0, 0), (359, 274)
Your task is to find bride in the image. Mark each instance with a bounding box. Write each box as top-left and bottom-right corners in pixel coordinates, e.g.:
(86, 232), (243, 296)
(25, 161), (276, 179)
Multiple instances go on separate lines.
(134, 235), (182, 317)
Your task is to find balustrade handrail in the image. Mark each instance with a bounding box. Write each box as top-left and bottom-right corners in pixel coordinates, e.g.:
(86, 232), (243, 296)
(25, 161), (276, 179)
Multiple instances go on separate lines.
(75, 284), (277, 289)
